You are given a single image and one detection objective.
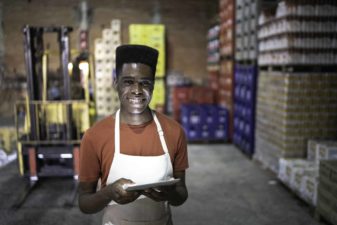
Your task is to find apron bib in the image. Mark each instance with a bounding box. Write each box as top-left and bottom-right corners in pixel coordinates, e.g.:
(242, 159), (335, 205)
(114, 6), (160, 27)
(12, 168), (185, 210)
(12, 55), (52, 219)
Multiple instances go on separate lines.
(102, 110), (173, 225)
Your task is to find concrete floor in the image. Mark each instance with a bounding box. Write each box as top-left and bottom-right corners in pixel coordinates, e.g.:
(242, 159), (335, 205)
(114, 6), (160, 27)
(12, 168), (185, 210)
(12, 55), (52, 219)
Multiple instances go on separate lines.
(0, 144), (324, 225)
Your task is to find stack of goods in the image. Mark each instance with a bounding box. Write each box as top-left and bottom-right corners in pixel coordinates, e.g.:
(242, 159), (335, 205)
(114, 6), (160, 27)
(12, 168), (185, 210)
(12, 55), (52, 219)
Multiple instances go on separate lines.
(316, 160), (337, 225)
(258, 0), (337, 66)
(219, 0), (235, 140)
(235, 0), (258, 61)
(255, 0), (337, 173)
(207, 24), (220, 94)
(217, 0), (235, 140)
(278, 158), (317, 206)
(233, 65), (257, 155)
(172, 86), (215, 123)
(255, 72), (337, 173)
(94, 19), (121, 117)
(166, 72), (192, 116)
(233, 0), (258, 155)
(278, 140), (337, 207)
(129, 24), (166, 112)
(180, 104), (228, 142)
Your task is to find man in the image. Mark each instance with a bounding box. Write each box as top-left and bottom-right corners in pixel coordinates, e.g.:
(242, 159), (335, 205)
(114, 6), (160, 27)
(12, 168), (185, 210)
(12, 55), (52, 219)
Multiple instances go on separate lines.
(78, 44), (189, 225)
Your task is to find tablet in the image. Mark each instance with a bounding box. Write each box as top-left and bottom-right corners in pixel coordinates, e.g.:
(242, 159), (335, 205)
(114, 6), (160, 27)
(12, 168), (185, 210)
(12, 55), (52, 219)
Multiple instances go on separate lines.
(123, 178), (180, 191)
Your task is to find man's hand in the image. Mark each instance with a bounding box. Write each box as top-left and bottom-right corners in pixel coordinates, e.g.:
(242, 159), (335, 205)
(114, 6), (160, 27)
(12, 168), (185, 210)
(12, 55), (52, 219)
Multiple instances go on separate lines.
(107, 178), (141, 204)
(141, 185), (175, 202)
(141, 171), (188, 206)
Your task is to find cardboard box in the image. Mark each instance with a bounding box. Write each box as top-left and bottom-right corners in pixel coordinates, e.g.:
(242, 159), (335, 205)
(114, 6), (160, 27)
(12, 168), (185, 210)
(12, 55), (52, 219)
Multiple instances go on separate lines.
(300, 174), (319, 206)
(316, 144), (337, 166)
(129, 24), (165, 77)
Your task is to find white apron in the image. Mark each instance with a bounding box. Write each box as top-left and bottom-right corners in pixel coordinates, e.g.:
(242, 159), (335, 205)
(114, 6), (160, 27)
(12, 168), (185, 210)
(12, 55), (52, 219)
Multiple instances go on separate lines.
(102, 109), (174, 225)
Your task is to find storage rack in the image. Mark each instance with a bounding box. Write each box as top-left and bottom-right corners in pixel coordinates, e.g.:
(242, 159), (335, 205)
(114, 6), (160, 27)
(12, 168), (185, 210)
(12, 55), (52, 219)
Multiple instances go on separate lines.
(254, 0), (337, 173)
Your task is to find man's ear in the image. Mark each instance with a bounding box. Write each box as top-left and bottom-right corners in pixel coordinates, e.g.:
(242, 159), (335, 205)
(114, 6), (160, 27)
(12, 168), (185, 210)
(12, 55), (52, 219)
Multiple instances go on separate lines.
(113, 77), (118, 90)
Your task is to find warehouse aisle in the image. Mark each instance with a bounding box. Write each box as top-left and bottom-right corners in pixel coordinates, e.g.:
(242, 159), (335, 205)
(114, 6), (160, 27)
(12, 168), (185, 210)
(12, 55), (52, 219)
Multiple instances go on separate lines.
(0, 144), (323, 225)
(172, 144), (321, 225)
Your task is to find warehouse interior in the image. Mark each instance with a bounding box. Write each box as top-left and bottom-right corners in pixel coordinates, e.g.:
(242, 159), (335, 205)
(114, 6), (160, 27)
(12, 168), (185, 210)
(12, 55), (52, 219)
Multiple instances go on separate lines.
(0, 0), (336, 224)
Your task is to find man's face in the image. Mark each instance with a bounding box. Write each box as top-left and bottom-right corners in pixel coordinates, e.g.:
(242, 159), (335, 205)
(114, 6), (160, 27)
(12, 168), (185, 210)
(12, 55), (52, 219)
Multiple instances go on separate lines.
(116, 63), (154, 114)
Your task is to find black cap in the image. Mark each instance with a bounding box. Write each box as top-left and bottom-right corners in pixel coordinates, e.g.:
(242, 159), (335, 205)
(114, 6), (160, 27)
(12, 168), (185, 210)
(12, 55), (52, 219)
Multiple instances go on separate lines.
(115, 44), (159, 76)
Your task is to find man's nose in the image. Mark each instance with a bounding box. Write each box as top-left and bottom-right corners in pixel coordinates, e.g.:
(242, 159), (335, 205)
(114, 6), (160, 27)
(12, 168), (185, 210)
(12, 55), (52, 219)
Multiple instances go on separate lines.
(131, 82), (142, 94)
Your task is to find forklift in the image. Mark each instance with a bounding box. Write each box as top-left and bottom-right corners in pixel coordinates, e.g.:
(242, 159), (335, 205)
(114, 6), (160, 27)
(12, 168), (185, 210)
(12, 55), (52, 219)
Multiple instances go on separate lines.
(13, 25), (93, 208)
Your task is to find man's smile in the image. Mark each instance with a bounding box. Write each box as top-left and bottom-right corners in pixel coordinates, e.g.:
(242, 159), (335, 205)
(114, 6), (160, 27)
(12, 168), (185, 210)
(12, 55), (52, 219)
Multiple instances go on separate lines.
(127, 97), (146, 104)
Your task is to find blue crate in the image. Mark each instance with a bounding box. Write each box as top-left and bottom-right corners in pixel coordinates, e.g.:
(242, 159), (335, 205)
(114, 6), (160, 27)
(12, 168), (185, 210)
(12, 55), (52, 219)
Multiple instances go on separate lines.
(243, 122), (254, 140)
(182, 124), (201, 141)
(242, 139), (254, 155)
(233, 64), (257, 155)
(212, 124), (228, 141)
(200, 124), (212, 140)
(245, 88), (253, 104)
(216, 106), (228, 124)
(238, 119), (245, 134)
(201, 104), (218, 125)
(181, 104), (203, 126)
(233, 133), (239, 146)
(234, 85), (240, 101)
(182, 104), (229, 142)
(244, 107), (254, 124)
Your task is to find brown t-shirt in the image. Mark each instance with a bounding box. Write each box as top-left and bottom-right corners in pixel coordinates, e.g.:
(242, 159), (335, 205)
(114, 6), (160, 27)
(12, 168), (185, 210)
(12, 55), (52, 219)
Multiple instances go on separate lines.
(79, 111), (189, 187)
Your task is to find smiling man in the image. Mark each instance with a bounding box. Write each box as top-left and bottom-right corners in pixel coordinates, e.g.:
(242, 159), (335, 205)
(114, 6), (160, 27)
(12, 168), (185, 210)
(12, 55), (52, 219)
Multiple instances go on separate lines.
(78, 45), (189, 225)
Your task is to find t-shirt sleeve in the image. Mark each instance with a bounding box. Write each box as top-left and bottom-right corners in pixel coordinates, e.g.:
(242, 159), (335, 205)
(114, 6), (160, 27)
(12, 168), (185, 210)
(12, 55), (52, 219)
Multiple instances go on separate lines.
(173, 126), (189, 172)
(79, 131), (101, 182)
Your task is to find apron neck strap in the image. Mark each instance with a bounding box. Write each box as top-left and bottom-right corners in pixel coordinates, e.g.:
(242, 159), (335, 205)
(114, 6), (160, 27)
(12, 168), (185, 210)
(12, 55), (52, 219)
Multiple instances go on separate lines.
(152, 111), (170, 154)
(115, 109), (121, 154)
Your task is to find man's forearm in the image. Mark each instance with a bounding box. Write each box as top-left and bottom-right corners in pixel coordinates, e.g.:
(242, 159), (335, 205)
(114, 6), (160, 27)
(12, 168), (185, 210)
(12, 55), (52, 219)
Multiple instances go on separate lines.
(79, 186), (113, 214)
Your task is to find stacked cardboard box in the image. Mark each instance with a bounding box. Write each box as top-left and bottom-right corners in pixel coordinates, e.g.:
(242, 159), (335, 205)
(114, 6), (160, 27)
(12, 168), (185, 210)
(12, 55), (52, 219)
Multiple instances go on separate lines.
(219, 0), (235, 140)
(316, 160), (337, 225)
(278, 158), (318, 205)
(129, 24), (166, 111)
(129, 24), (165, 78)
(207, 24), (220, 103)
(255, 71), (337, 173)
(258, 0), (337, 66)
(233, 0), (259, 155)
(207, 24), (220, 73)
(94, 19), (121, 117)
(277, 140), (337, 206)
(235, 0), (258, 61)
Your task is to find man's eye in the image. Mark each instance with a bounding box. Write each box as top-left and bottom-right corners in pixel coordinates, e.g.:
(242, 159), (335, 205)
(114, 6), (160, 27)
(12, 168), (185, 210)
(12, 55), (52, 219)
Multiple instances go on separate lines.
(141, 81), (152, 87)
(123, 80), (134, 85)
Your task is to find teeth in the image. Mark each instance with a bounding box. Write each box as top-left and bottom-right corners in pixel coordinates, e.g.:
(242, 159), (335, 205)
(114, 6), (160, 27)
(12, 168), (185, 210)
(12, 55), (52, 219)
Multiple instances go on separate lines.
(128, 98), (143, 104)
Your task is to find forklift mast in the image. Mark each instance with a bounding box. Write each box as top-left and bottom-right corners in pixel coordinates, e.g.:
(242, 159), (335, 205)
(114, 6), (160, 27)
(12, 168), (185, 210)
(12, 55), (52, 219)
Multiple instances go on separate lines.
(15, 25), (91, 185)
(23, 26), (74, 141)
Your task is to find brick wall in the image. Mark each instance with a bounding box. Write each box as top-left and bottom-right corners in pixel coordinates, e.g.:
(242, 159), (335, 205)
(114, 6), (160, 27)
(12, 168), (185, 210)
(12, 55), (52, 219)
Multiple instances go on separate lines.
(1, 0), (217, 82)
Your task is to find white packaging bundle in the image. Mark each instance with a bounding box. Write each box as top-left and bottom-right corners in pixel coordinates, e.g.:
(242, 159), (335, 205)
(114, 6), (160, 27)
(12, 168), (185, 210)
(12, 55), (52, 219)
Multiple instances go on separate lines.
(111, 19), (121, 33)
(307, 140), (336, 161)
(316, 143), (337, 166)
(299, 174), (319, 206)
(289, 165), (317, 191)
(278, 158), (316, 188)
